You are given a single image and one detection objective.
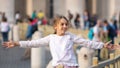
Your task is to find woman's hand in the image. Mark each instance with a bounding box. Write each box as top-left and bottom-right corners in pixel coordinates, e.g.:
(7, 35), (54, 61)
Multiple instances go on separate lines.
(104, 40), (115, 50)
(3, 41), (19, 48)
(112, 44), (120, 50)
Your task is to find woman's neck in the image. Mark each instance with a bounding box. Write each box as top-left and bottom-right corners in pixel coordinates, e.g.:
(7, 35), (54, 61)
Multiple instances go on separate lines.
(56, 33), (64, 36)
(56, 32), (65, 36)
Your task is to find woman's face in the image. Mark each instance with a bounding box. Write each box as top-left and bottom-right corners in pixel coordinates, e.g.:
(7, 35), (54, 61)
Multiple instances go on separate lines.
(54, 18), (69, 35)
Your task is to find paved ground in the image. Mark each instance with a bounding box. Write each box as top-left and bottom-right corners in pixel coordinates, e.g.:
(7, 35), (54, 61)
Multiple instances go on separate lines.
(0, 40), (30, 68)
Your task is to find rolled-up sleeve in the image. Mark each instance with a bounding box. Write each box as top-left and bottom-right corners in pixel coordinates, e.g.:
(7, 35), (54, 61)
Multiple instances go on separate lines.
(19, 35), (50, 48)
(73, 35), (104, 49)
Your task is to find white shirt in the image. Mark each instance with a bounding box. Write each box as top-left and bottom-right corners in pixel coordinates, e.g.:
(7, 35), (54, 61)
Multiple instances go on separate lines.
(93, 26), (100, 41)
(19, 32), (104, 66)
(15, 13), (20, 20)
(0, 22), (9, 32)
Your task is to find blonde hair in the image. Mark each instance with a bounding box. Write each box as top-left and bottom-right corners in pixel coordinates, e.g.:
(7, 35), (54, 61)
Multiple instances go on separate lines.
(53, 16), (69, 34)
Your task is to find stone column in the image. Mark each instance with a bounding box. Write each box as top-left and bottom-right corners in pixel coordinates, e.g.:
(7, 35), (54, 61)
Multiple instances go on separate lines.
(97, 0), (115, 19)
(0, 0), (15, 23)
(115, 0), (120, 29)
(54, 0), (85, 16)
(108, 0), (115, 19)
(97, 0), (108, 19)
(31, 47), (46, 68)
(92, 0), (97, 14)
(66, 0), (85, 15)
(26, 0), (33, 16)
(33, 0), (46, 13)
(65, 0), (85, 28)
(13, 25), (19, 41)
(53, 0), (66, 16)
(9, 24), (19, 41)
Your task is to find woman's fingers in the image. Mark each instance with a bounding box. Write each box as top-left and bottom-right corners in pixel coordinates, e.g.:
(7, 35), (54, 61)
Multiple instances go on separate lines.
(2, 42), (9, 47)
(104, 40), (112, 48)
(114, 45), (120, 49)
(6, 44), (14, 48)
(105, 40), (112, 45)
(104, 41), (120, 50)
(2, 42), (14, 48)
(107, 44), (119, 50)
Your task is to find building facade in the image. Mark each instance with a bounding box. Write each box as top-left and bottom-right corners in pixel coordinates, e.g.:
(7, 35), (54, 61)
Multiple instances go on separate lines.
(0, 0), (120, 23)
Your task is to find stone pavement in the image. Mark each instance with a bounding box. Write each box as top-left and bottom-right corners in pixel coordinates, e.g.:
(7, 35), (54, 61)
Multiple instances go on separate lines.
(0, 40), (30, 68)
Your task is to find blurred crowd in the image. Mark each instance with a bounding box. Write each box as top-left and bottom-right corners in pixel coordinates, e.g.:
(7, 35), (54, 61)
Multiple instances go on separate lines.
(0, 9), (120, 61)
(66, 10), (119, 44)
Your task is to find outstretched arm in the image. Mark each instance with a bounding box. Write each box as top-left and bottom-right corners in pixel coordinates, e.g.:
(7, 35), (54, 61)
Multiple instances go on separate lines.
(73, 35), (113, 49)
(3, 35), (50, 48)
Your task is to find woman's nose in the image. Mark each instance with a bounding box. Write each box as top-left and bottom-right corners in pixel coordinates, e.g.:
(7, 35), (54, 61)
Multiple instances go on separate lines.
(63, 25), (67, 28)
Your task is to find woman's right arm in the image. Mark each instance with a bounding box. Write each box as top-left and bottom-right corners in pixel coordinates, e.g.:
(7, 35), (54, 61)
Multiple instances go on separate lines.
(3, 35), (50, 48)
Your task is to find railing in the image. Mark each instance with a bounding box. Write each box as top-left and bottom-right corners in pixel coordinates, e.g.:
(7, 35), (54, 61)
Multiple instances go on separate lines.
(91, 50), (120, 68)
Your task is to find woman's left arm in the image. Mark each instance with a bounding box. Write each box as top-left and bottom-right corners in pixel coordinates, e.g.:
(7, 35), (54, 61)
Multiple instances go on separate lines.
(72, 35), (104, 49)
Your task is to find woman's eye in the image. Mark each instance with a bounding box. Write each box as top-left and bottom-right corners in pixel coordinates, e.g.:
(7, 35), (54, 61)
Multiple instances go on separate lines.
(65, 23), (68, 26)
(61, 23), (64, 26)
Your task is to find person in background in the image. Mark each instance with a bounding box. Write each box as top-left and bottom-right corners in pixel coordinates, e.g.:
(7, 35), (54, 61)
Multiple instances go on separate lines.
(102, 20), (109, 42)
(15, 11), (21, 24)
(100, 20), (110, 60)
(22, 17), (38, 60)
(83, 10), (90, 30)
(42, 17), (48, 25)
(92, 20), (103, 60)
(37, 10), (44, 20)
(31, 10), (37, 20)
(37, 10), (44, 25)
(0, 17), (10, 42)
(74, 13), (80, 29)
(107, 19), (117, 44)
(26, 18), (33, 40)
(2, 12), (7, 21)
(113, 20), (118, 37)
(67, 10), (73, 23)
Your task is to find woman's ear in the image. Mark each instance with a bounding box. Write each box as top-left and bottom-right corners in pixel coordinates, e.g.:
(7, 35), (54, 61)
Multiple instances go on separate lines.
(54, 25), (57, 30)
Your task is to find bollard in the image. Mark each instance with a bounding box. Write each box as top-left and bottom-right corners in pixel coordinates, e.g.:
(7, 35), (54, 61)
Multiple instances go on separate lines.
(46, 60), (52, 68)
(115, 49), (120, 68)
(105, 65), (109, 68)
(92, 57), (98, 66)
(31, 31), (46, 68)
(109, 53), (114, 68)
(13, 25), (19, 41)
(115, 49), (119, 68)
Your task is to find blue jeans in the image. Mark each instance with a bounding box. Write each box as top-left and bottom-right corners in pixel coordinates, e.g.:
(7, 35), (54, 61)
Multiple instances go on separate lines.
(1, 32), (8, 42)
(84, 21), (89, 30)
(97, 49), (101, 60)
(26, 25), (33, 39)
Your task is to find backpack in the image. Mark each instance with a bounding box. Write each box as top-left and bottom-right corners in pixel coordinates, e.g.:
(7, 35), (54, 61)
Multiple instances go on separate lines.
(88, 28), (94, 40)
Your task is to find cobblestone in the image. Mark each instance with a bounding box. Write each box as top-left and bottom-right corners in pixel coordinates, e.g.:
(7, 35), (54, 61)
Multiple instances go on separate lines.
(0, 40), (30, 68)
